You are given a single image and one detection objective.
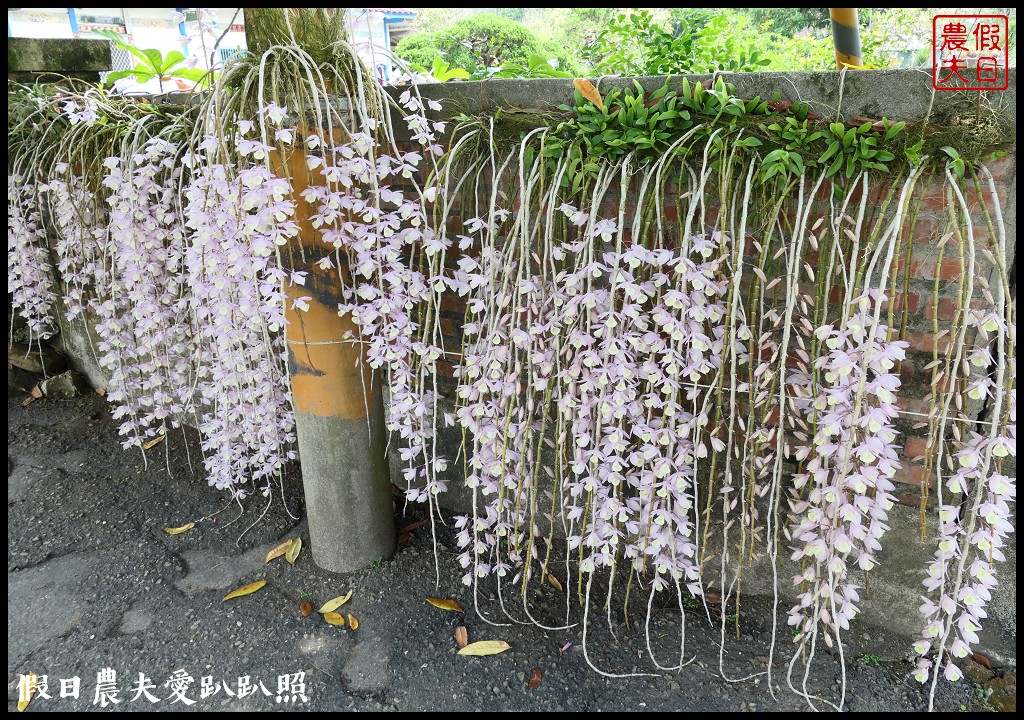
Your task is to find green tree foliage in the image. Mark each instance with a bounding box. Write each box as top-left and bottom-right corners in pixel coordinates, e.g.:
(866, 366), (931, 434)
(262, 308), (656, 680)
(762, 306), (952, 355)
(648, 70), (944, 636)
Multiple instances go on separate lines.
(396, 13), (580, 76)
(393, 33), (439, 69)
(743, 8), (830, 37)
(583, 10), (768, 76)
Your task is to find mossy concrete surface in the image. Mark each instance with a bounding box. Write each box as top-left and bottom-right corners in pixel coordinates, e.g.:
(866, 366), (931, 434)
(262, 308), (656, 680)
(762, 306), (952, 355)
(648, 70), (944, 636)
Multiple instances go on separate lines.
(8, 37), (112, 83)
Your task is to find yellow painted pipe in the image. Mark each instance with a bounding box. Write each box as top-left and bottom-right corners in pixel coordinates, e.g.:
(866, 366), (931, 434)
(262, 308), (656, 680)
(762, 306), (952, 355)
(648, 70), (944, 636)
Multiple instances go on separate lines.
(829, 8), (863, 69)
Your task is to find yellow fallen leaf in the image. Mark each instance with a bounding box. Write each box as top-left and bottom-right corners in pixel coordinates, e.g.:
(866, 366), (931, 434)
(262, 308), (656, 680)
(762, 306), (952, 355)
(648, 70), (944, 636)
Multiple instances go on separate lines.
(17, 672), (37, 712)
(573, 79), (603, 110)
(426, 597), (464, 613)
(163, 522), (194, 536)
(323, 611), (346, 626)
(347, 613), (359, 631)
(318, 591), (353, 613)
(264, 539), (293, 564)
(222, 580), (266, 601)
(455, 626), (468, 649)
(286, 538), (302, 564)
(142, 434), (165, 450)
(546, 572), (563, 592)
(458, 640), (511, 656)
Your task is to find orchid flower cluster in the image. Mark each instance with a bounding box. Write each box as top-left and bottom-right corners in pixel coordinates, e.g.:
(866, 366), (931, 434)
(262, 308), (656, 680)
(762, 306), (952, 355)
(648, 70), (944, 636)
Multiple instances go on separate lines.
(322, 89), (451, 504)
(180, 128), (298, 494)
(452, 209), (731, 601)
(786, 293), (908, 645)
(8, 178), (56, 341)
(92, 140), (194, 449)
(44, 166), (106, 321)
(912, 314), (1016, 686)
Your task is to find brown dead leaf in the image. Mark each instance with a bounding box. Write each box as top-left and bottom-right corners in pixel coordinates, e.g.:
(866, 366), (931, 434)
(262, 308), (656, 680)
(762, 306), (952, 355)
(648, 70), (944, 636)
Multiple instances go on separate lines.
(399, 518), (429, 534)
(528, 667), (542, 689)
(972, 651), (992, 670)
(95, 387), (106, 396)
(264, 539), (293, 564)
(397, 532), (412, 545)
(318, 591), (353, 613)
(222, 580), (266, 601)
(546, 572), (563, 592)
(17, 672), (38, 712)
(142, 434), (165, 450)
(455, 626), (468, 649)
(573, 79), (603, 110)
(347, 613), (359, 631)
(458, 640), (511, 657)
(299, 601), (313, 617)
(20, 395), (36, 407)
(323, 611), (346, 627)
(285, 537), (302, 564)
(30, 385), (42, 399)
(426, 597), (465, 613)
(163, 522), (194, 536)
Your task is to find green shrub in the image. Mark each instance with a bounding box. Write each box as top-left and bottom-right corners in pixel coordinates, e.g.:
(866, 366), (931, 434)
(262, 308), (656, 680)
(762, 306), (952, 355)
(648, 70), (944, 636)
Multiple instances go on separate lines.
(394, 32), (441, 69)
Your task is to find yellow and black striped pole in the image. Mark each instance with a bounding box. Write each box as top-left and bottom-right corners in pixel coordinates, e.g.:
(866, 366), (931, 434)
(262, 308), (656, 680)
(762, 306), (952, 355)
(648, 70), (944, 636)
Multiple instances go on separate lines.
(829, 8), (863, 69)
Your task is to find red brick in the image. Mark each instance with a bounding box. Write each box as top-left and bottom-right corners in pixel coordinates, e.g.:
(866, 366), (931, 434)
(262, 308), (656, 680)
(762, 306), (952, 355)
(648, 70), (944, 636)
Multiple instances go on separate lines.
(904, 435), (930, 460)
(920, 183), (948, 211)
(881, 291), (920, 313)
(925, 297), (957, 321)
(896, 492), (921, 508)
(893, 461), (934, 489)
(934, 258), (963, 281)
(984, 155), (1013, 182)
(899, 362), (914, 385)
(905, 331), (950, 354)
(907, 215), (940, 243)
(440, 294), (467, 314)
(895, 396), (934, 416)
(440, 316), (461, 340)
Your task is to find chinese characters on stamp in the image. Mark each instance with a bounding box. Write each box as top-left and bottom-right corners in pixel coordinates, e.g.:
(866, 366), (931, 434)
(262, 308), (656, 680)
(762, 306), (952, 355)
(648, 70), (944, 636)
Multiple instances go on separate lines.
(933, 14), (1009, 91)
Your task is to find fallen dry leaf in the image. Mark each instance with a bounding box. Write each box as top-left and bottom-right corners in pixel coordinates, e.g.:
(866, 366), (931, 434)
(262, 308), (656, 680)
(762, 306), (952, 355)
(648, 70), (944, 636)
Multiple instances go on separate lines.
(528, 667), (542, 689)
(223, 580), (267, 601)
(458, 640), (511, 657)
(347, 613), (359, 631)
(323, 611), (346, 627)
(264, 539), (293, 564)
(427, 597), (465, 613)
(546, 572), (563, 592)
(573, 79), (603, 110)
(299, 601), (313, 617)
(30, 385), (42, 399)
(973, 651), (992, 671)
(20, 395), (35, 407)
(318, 591), (353, 614)
(17, 672), (38, 712)
(163, 522), (194, 536)
(399, 518), (429, 534)
(95, 387), (106, 396)
(455, 626), (468, 649)
(142, 434), (165, 450)
(286, 537), (302, 564)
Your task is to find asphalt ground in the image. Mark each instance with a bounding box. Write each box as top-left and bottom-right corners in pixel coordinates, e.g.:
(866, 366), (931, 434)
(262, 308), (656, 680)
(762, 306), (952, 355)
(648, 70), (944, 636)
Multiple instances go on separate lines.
(7, 384), (988, 712)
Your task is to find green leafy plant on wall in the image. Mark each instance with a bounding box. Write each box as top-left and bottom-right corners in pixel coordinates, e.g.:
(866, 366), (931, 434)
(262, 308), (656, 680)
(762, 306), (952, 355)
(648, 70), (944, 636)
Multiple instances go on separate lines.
(92, 29), (211, 92)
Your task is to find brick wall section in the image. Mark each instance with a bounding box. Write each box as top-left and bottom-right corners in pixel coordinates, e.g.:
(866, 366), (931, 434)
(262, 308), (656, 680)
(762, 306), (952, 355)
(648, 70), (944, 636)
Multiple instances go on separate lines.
(389, 71), (1016, 509)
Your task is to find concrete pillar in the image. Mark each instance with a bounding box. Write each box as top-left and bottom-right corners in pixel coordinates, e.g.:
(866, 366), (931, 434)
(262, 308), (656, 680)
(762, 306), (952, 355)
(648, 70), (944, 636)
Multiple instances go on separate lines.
(280, 145), (396, 573)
